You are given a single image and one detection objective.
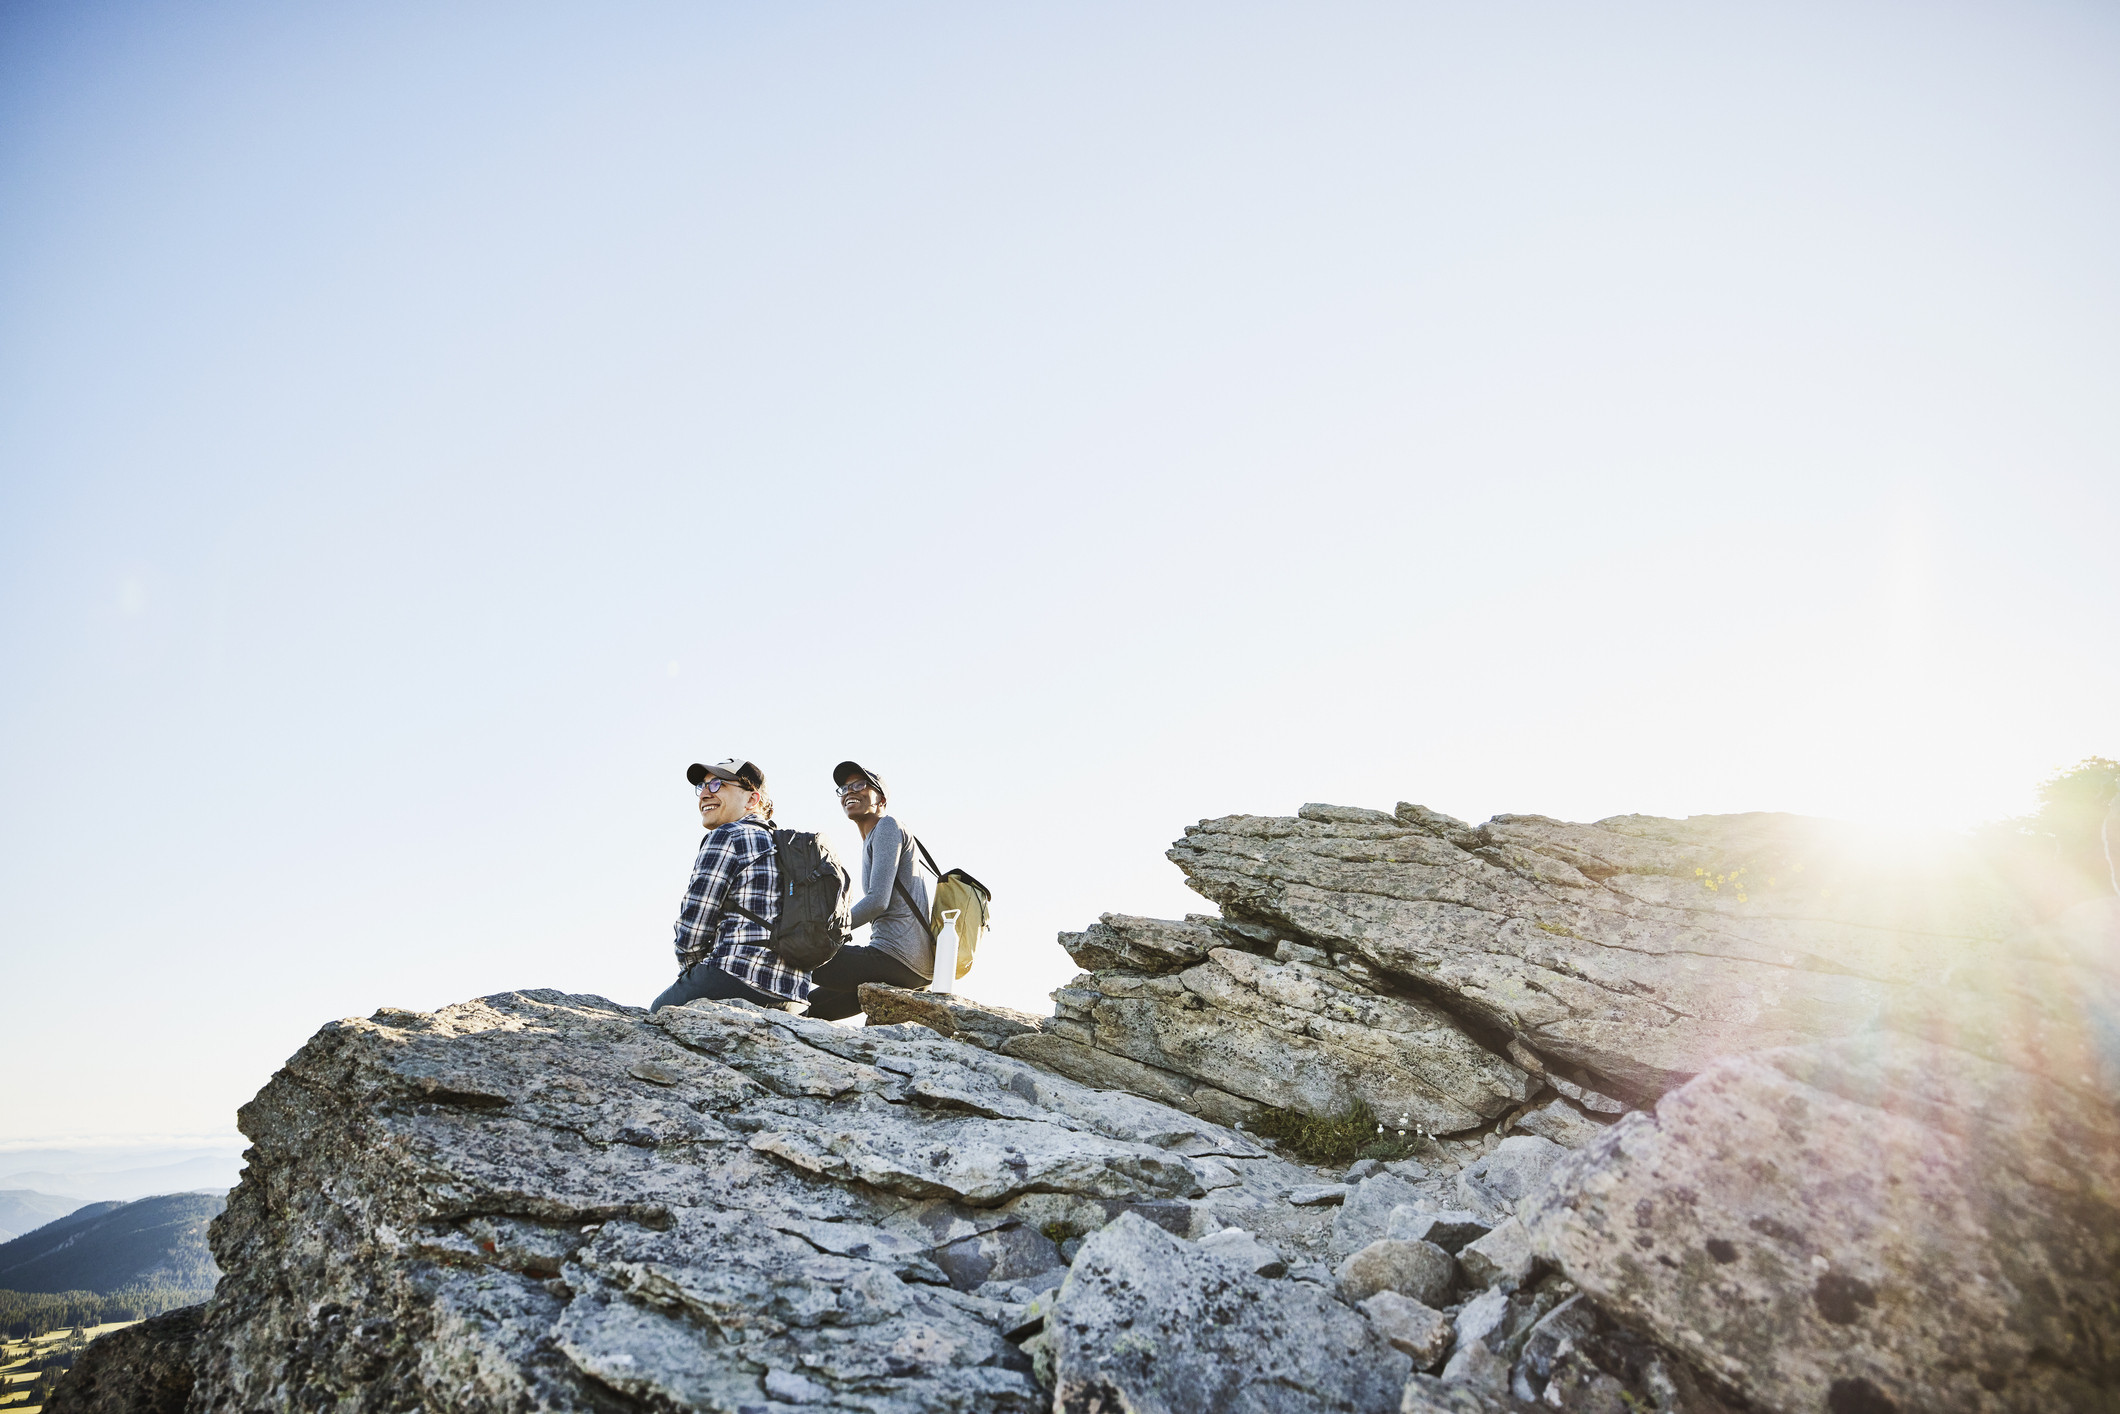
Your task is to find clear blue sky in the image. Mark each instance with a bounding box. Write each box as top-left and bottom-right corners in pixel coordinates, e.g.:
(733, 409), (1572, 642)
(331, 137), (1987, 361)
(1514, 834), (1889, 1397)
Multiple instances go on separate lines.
(3, 0), (2115, 1147)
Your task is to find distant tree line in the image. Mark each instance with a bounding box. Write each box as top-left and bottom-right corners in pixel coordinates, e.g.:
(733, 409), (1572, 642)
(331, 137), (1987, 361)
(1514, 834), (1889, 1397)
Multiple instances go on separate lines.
(1978, 756), (2120, 903)
(0, 1283), (208, 1339)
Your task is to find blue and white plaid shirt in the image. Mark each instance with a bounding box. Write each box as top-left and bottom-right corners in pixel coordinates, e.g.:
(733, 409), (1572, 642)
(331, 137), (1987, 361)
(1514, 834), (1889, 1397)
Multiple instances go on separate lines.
(671, 816), (810, 1003)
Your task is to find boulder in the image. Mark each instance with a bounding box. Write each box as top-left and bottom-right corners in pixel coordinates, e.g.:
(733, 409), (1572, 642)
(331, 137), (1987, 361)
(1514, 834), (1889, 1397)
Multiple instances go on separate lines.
(928, 1218), (1064, 1290)
(1399, 1378), (1511, 1413)
(1335, 1239), (1455, 1307)
(1357, 1290), (1454, 1369)
(1512, 1294), (1598, 1392)
(1537, 1358), (1633, 1412)
(1333, 1173), (1429, 1257)
(1456, 1135), (1564, 1216)
(1170, 805), (2050, 1101)
(175, 990), (1322, 1414)
(45, 1304), (203, 1414)
(1048, 1211), (1411, 1414)
(1527, 901), (2120, 1413)
(1455, 1217), (1534, 1291)
(975, 1269), (1068, 1304)
(1385, 1206), (1490, 1254)
(1503, 1292), (1739, 1411)
(1425, 1278), (1585, 1405)
(1451, 1286), (1513, 1355)
(1197, 1227), (1288, 1278)
(1436, 1336), (1511, 1392)
(1057, 913), (1233, 973)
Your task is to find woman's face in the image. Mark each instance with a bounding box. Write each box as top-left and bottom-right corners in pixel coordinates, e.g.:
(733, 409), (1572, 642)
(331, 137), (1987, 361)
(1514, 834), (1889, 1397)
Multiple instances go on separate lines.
(838, 780), (883, 822)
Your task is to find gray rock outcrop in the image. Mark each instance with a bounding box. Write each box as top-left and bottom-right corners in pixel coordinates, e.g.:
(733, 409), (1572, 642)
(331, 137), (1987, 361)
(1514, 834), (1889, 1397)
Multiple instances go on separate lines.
(54, 796), (2120, 1414)
(1526, 896), (2120, 1413)
(172, 991), (1329, 1414)
(1046, 1211), (1411, 1414)
(1048, 945), (1535, 1135)
(1170, 804), (2050, 1100)
(43, 1304), (201, 1414)
(1034, 802), (2072, 1161)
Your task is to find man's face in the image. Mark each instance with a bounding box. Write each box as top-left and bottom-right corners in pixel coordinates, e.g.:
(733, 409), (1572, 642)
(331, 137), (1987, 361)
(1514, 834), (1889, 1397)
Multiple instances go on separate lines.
(696, 775), (756, 828)
(838, 778), (881, 820)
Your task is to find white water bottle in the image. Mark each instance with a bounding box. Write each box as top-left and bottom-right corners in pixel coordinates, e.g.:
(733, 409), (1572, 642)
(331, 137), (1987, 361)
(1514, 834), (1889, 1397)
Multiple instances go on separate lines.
(932, 909), (962, 994)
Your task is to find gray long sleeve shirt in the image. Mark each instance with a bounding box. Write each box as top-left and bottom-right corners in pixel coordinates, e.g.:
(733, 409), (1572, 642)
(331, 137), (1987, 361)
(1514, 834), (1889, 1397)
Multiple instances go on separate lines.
(850, 815), (933, 978)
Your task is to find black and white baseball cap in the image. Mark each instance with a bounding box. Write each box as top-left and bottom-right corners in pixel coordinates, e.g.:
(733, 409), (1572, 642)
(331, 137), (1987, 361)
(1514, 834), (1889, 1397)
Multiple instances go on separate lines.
(687, 758), (765, 790)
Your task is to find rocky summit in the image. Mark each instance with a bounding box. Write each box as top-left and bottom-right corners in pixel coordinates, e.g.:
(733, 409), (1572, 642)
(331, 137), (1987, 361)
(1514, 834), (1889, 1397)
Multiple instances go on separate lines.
(53, 803), (2120, 1414)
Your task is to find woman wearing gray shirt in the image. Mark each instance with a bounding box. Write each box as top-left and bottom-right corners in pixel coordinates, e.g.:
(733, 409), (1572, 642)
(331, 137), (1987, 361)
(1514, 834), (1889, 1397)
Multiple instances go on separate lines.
(802, 760), (933, 1020)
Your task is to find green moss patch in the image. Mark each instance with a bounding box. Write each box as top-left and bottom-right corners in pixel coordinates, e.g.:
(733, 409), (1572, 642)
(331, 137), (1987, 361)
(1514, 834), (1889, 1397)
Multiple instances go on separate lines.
(1247, 1099), (1428, 1168)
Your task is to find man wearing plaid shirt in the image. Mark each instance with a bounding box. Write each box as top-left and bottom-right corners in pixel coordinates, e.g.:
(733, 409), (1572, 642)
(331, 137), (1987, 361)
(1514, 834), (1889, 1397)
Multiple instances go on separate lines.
(649, 757), (813, 1013)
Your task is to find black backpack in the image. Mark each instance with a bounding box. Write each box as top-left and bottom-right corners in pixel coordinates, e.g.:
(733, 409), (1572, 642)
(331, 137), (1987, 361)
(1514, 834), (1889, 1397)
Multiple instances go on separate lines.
(703, 829), (853, 972)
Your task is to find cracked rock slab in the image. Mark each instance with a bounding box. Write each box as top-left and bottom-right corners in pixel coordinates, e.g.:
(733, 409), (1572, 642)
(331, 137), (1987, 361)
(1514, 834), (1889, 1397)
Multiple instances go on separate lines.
(1064, 947), (1532, 1133)
(1169, 805), (2053, 1100)
(998, 1030), (1267, 1127)
(1058, 912), (1237, 973)
(183, 989), (1320, 1414)
(1526, 992), (2120, 1412)
(1049, 1211), (1411, 1414)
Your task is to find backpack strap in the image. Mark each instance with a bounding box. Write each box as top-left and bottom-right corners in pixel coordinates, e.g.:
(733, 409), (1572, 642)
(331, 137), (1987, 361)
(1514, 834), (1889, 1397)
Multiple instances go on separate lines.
(900, 833), (943, 935)
(718, 824), (780, 933)
(892, 878), (936, 936)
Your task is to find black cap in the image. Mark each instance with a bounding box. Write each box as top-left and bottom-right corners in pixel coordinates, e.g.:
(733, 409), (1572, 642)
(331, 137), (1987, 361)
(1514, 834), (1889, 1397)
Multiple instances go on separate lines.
(688, 758), (765, 790)
(832, 760), (886, 798)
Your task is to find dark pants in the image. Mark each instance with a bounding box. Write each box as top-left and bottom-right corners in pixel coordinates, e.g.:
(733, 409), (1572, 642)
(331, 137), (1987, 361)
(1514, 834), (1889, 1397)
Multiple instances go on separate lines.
(650, 961), (788, 1014)
(802, 945), (931, 1022)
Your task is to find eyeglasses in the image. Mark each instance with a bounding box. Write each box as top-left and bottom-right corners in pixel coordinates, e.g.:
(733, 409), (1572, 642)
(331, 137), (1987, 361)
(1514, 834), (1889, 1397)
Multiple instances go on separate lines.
(835, 779), (874, 796)
(696, 777), (736, 796)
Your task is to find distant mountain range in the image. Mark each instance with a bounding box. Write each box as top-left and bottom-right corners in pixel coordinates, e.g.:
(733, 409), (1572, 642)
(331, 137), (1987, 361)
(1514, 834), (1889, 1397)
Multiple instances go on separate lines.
(0, 1145), (245, 1201)
(0, 1190), (86, 1244)
(0, 1192), (223, 1295)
